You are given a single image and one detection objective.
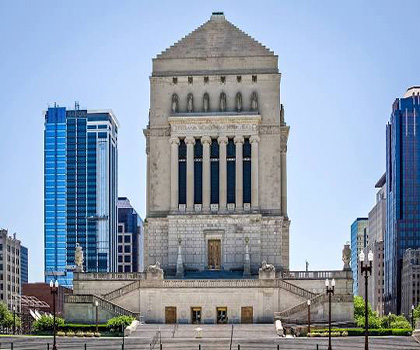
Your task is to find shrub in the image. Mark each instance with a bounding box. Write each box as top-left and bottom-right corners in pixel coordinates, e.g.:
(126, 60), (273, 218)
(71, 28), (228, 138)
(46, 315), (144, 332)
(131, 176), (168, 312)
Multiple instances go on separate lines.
(392, 329), (412, 336)
(94, 332), (101, 337)
(66, 331), (75, 337)
(57, 331), (65, 337)
(85, 331), (94, 337)
(33, 315), (65, 333)
(76, 331), (84, 337)
(106, 316), (135, 333)
(341, 331), (348, 336)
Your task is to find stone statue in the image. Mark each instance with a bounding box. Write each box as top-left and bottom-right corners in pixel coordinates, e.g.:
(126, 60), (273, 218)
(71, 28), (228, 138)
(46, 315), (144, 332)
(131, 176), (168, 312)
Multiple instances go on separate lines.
(147, 261), (162, 273)
(146, 261), (164, 280)
(280, 104), (285, 124)
(342, 243), (351, 271)
(203, 93), (209, 112)
(251, 91), (258, 111)
(75, 243), (84, 272)
(260, 260), (275, 272)
(236, 92), (242, 112)
(220, 92), (226, 112)
(187, 93), (194, 112)
(171, 94), (179, 113)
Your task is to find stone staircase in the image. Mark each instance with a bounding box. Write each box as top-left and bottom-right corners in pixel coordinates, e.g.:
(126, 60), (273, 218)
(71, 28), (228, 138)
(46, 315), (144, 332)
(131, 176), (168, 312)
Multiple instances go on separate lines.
(102, 280), (141, 301)
(274, 293), (325, 320)
(277, 280), (316, 300)
(65, 294), (140, 319)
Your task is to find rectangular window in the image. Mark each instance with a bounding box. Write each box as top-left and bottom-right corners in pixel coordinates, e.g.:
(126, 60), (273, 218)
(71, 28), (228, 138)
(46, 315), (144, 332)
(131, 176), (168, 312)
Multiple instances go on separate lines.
(194, 140), (203, 204)
(243, 138), (251, 204)
(210, 139), (219, 204)
(227, 138), (236, 204)
(178, 139), (187, 205)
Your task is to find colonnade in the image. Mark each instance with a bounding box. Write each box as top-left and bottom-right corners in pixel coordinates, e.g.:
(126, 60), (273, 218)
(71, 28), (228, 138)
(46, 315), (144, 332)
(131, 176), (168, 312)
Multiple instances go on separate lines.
(170, 135), (260, 212)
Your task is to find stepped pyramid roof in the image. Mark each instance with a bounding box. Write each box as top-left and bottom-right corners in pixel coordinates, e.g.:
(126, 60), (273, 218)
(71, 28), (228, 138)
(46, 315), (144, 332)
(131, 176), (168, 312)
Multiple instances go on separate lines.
(157, 13), (275, 59)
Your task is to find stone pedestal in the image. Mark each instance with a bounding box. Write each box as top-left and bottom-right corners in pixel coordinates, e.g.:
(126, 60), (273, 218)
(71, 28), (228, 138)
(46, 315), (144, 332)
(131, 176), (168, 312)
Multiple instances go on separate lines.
(258, 261), (276, 279)
(146, 262), (164, 280)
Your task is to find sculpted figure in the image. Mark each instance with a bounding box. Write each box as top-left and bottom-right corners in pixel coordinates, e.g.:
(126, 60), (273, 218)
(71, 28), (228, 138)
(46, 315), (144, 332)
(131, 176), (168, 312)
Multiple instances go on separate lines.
(220, 92), (227, 112)
(147, 261), (162, 273)
(342, 243), (351, 270)
(75, 243), (84, 272)
(251, 91), (258, 111)
(236, 92), (242, 112)
(171, 94), (179, 113)
(261, 260), (275, 272)
(203, 93), (210, 112)
(187, 93), (194, 112)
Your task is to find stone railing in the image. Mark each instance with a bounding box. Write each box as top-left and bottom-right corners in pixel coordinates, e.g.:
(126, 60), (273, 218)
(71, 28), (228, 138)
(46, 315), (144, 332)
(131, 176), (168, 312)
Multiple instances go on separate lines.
(275, 293), (325, 319)
(103, 280), (141, 301)
(162, 279), (260, 288)
(65, 294), (140, 319)
(74, 272), (145, 281)
(274, 293), (354, 320)
(281, 270), (351, 280)
(277, 280), (316, 300)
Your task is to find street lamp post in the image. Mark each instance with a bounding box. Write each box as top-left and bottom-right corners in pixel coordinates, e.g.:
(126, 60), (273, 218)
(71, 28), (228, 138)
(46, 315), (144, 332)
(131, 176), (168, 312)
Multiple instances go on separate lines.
(13, 305), (16, 335)
(412, 305), (415, 330)
(359, 250), (373, 350)
(50, 280), (59, 350)
(325, 278), (335, 350)
(95, 301), (99, 333)
(307, 299), (311, 335)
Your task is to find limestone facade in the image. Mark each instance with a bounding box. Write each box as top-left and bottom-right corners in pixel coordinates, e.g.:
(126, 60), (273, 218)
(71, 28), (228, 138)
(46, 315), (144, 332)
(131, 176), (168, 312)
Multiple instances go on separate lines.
(143, 12), (290, 274)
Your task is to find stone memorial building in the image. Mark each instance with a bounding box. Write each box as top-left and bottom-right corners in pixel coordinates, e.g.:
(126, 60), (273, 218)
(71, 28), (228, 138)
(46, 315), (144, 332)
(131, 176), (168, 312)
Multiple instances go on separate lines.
(65, 13), (354, 325)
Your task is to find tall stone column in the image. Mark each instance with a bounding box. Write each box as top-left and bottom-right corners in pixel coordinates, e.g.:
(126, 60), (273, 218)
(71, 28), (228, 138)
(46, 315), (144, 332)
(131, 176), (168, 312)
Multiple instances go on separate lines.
(170, 137), (180, 211)
(218, 136), (228, 211)
(281, 150), (287, 216)
(234, 135), (244, 210)
(250, 135), (260, 209)
(201, 136), (211, 211)
(185, 136), (195, 211)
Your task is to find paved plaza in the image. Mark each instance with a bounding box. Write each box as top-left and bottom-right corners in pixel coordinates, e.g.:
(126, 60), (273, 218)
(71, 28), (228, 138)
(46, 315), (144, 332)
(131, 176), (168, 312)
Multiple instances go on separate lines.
(0, 325), (418, 349)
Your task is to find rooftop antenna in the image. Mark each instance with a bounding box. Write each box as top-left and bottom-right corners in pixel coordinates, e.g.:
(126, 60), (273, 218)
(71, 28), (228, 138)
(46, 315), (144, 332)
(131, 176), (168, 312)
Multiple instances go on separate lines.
(75, 101), (80, 110)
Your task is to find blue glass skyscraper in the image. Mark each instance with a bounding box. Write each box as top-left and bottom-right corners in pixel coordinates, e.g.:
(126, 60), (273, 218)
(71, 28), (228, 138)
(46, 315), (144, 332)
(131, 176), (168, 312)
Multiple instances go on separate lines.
(44, 106), (118, 287)
(385, 87), (420, 314)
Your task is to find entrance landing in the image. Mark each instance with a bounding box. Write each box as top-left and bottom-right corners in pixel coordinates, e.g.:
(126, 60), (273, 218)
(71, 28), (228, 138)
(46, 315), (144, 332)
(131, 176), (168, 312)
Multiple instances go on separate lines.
(169, 270), (256, 279)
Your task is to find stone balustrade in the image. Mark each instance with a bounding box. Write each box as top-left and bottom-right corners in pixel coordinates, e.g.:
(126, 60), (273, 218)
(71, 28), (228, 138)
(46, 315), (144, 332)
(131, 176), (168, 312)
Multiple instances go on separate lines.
(281, 270), (352, 280)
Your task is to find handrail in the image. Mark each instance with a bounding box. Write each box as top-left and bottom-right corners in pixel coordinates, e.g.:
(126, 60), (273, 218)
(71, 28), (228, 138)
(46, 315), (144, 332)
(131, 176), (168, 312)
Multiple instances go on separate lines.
(275, 294), (325, 319)
(277, 280), (316, 299)
(103, 280), (141, 301)
(65, 294), (140, 319)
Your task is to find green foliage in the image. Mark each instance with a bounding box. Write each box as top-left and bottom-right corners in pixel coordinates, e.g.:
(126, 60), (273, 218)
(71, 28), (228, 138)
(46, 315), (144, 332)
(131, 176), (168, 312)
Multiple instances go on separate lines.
(106, 316), (135, 332)
(413, 304), (420, 326)
(60, 323), (108, 332)
(33, 315), (65, 333)
(0, 302), (21, 329)
(309, 328), (411, 336)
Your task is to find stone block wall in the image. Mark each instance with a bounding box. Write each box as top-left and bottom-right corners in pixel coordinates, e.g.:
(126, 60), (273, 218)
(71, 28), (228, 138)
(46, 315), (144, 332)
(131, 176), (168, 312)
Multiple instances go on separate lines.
(144, 214), (289, 273)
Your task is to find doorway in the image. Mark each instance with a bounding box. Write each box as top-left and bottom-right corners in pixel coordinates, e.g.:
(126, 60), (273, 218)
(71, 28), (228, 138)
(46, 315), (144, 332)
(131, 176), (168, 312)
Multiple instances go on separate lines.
(241, 306), (253, 324)
(165, 306), (177, 324)
(208, 239), (221, 270)
(216, 307), (228, 324)
(191, 307), (202, 324)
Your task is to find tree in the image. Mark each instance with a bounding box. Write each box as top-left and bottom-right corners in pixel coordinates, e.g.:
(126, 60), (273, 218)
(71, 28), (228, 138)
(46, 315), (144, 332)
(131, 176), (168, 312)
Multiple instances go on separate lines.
(0, 303), (21, 330)
(33, 315), (64, 333)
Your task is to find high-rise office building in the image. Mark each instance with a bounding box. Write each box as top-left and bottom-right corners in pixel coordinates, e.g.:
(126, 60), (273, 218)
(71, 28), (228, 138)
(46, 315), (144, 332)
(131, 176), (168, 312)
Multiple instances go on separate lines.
(351, 218), (369, 295)
(44, 106), (118, 287)
(117, 197), (143, 273)
(401, 248), (420, 316)
(385, 87), (420, 314)
(0, 229), (23, 312)
(358, 174), (386, 315)
(21, 245), (28, 286)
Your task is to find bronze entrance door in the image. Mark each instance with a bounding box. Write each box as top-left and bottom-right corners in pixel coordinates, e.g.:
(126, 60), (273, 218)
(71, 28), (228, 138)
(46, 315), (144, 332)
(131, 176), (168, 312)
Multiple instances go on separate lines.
(208, 239), (221, 270)
(241, 306), (253, 324)
(165, 306), (176, 324)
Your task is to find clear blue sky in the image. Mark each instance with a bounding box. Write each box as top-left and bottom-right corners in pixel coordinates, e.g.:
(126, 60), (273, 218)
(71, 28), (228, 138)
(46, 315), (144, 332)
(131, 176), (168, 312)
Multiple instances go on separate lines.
(0, 0), (419, 282)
